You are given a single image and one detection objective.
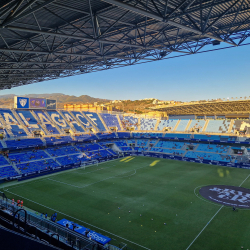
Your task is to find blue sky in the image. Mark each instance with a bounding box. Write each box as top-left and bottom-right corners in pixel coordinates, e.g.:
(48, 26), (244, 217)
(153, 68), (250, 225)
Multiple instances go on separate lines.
(1, 44), (250, 102)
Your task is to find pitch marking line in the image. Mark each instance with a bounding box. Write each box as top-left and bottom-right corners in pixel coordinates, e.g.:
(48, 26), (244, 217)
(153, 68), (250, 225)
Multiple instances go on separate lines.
(47, 166), (145, 188)
(3, 189), (151, 250)
(187, 173), (250, 250)
(2, 158), (123, 191)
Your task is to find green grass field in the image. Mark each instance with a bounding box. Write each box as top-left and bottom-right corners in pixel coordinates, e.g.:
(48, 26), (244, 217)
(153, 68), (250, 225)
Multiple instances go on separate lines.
(1, 156), (250, 250)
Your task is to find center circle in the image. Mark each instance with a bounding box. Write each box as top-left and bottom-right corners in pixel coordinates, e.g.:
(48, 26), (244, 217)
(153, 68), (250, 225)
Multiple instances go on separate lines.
(199, 185), (250, 209)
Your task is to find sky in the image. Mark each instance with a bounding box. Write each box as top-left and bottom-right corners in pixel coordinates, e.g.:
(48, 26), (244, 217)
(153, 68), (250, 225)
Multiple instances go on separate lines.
(1, 44), (250, 102)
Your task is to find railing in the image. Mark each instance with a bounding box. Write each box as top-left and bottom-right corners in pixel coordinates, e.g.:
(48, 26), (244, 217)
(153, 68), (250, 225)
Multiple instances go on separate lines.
(0, 193), (111, 250)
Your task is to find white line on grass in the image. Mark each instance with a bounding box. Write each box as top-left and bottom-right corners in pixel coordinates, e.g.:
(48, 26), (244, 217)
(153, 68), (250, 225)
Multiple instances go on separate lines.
(3, 189), (151, 250)
(3, 158), (122, 191)
(48, 166), (145, 188)
(187, 173), (250, 250)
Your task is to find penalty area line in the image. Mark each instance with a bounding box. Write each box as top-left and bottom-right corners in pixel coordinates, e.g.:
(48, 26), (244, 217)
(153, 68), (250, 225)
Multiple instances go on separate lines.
(4, 189), (151, 250)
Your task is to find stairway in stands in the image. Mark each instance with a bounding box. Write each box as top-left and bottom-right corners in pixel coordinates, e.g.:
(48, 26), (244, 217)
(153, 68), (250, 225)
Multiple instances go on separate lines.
(173, 120), (180, 131)
(0, 115), (13, 137)
(116, 114), (124, 131)
(57, 110), (77, 133)
(202, 120), (209, 132)
(44, 111), (64, 135)
(154, 119), (160, 130)
(68, 111), (87, 132)
(11, 109), (32, 136)
(30, 111), (50, 135)
(228, 120), (235, 133)
(97, 113), (110, 131)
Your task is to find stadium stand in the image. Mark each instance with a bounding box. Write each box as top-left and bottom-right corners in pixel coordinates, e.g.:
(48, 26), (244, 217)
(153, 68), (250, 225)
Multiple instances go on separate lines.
(205, 120), (231, 133)
(196, 144), (229, 153)
(47, 146), (78, 157)
(157, 119), (178, 131)
(17, 159), (59, 174)
(60, 111), (85, 133)
(120, 115), (139, 130)
(0, 165), (19, 179)
(44, 136), (73, 146)
(5, 138), (43, 150)
(231, 120), (250, 134)
(0, 109), (27, 136)
(9, 150), (48, 163)
(101, 113), (121, 130)
(175, 119), (189, 131)
(2, 108), (250, 182)
(71, 111), (93, 130)
(189, 119), (206, 132)
(46, 111), (69, 130)
(17, 110), (43, 130)
(34, 111), (60, 134)
(140, 118), (158, 131)
(83, 112), (106, 131)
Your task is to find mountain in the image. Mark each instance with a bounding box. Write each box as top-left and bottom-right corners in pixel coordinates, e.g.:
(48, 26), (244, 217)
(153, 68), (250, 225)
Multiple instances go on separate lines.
(0, 93), (111, 108)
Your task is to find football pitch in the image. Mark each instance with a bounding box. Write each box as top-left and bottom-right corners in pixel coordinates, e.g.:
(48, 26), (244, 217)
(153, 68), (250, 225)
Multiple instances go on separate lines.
(1, 156), (250, 250)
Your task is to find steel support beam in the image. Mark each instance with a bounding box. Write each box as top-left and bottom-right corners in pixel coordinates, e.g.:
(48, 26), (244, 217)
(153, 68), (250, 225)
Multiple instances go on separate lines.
(2, 26), (189, 53)
(101, 0), (237, 46)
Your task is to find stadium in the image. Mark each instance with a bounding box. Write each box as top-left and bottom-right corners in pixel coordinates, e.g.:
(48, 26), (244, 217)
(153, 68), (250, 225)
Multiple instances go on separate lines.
(0, 0), (250, 250)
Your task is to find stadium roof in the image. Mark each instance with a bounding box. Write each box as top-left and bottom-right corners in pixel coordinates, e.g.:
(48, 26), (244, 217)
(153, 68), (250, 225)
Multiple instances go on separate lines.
(0, 0), (250, 89)
(152, 99), (250, 116)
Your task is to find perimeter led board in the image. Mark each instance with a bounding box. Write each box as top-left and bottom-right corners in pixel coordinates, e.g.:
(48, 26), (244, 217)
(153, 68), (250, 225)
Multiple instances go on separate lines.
(29, 98), (46, 109)
(47, 99), (57, 110)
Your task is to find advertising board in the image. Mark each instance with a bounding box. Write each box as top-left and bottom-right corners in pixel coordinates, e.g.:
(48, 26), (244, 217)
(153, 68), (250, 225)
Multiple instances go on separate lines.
(46, 99), (57, 110)
(14, 96), (30, 109)
(29, 98), (46, 109)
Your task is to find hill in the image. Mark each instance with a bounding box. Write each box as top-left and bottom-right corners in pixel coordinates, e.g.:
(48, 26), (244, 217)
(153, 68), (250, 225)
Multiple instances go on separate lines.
(0, 94), (110, 108)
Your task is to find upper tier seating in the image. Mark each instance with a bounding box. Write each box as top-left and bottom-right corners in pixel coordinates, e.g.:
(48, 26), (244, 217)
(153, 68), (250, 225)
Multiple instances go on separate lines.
(46, 111), (70, 130)
(231, 120), (250, 133)
(47, 146), (78, 157)
(205, 120), (231, 133)
(175, 120), (189, 131)
(101, 114), (121, 130)
(0, 166), (19, 179)
(9, 150), (48, 163)
(157, 119), (178, 131)
(5, 138), (43, 149)
(140, 118), (157, 130)
(35, 111), (59, 134)
(17, 159), (59, 174)
(17, 110), (42, 130)
(188, 120), (206, 132)
(83, 112), (106, 131)
(196, 144), (229, 153)
(71, 111), (93, 130)
(61, 111), (85, 133)
(0, 109), (27, 136)
(120, 115), (139, 130)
